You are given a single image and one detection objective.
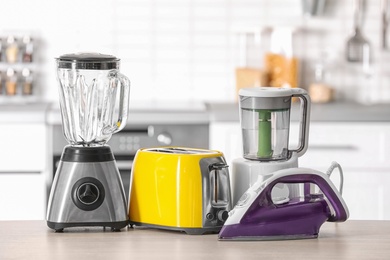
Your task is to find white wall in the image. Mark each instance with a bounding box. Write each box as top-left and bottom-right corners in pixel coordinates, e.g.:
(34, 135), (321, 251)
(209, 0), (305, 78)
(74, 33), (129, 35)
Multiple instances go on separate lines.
(1, 0), (389, 104)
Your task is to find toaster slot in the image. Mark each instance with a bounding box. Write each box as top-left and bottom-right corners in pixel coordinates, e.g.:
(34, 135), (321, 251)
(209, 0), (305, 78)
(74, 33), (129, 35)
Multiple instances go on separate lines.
(146, 147), (215, 154)
(209, 163), (230, 207)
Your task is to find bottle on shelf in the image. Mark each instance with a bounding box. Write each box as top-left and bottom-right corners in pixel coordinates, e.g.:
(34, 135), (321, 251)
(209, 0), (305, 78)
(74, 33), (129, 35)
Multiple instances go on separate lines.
(22, 36), (33, 63)
(5, 68), (18, 95)
(264, 27), (299, 89)
(22, 68), (33, 95)
(5, 36), (19, 63)
(308, 50), (335, 103)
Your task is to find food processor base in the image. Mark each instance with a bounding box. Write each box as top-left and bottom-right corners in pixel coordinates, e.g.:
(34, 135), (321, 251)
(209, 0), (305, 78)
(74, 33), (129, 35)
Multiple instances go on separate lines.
(231, 154), (299, 206)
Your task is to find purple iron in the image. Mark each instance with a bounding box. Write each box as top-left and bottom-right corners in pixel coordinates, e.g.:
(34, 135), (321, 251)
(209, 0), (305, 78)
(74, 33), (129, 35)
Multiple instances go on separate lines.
(218, 166), (349, 241)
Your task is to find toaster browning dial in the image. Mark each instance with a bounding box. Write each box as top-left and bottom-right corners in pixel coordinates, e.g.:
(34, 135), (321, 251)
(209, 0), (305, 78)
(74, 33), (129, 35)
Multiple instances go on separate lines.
(217, 210), (229, 221)
(205, 209), (229, 223)
(71, 177), (105, 211)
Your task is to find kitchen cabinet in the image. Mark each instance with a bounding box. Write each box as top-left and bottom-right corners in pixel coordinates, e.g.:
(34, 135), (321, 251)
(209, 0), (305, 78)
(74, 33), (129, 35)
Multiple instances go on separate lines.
(209, 122), (242, 166)
(0, 123), (47, 220)
(210, 121), (390, 220)
(291, 122), (390, 221)
(0, 173), (46, 220)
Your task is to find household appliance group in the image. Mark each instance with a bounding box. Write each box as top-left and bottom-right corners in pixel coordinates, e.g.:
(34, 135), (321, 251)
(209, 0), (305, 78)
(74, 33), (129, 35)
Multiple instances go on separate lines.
(47, 52), (349, 240)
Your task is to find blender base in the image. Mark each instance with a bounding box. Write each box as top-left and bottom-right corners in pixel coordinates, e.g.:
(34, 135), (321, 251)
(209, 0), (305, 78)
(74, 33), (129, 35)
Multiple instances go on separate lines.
(46, 146), (129, 231)
(47, 220), (128, 232)
(231, 155), (299, 206)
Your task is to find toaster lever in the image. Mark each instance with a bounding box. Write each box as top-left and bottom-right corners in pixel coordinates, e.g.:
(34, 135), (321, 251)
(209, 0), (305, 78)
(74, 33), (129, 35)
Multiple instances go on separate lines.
(209, 163), (229, 171)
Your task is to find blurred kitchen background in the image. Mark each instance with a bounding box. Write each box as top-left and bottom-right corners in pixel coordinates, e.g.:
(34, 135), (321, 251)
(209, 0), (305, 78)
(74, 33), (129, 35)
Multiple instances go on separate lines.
(0, 0), (389, 103)
(1, 0), (390, 221)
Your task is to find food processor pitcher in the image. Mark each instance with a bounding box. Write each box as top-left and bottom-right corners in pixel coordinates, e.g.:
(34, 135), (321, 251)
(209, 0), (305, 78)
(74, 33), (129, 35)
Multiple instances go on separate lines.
(239, 87), (310, 161)
(56, 53), (130, 146)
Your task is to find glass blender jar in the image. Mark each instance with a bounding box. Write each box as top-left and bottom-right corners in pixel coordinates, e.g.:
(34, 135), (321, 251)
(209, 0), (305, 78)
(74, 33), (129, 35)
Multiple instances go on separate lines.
(47, 53), (131, 232)
(231, 87), (311, 205)
(56, 53), (130, 146)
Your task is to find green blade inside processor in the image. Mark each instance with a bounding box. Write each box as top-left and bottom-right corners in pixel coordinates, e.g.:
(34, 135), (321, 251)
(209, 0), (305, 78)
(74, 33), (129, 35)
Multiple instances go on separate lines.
(257, 110), (272, 158)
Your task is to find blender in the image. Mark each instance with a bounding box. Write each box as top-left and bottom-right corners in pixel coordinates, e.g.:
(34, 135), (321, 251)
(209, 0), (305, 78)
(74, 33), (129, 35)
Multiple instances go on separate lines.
(47, 53), (130, 231)
(231, 87), (310, 205)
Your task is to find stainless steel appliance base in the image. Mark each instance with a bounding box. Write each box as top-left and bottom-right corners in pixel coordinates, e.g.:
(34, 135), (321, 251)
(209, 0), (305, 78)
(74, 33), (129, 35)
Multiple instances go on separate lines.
(129, 221), (222, 235)
(46, 146), (129, 231)
(47, 221), (128, 232)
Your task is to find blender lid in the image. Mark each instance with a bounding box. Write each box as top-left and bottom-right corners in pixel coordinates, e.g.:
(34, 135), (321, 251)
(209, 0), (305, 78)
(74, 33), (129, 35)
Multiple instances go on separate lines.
(56, 52), (120, 70)
(239, 87), (305, 97)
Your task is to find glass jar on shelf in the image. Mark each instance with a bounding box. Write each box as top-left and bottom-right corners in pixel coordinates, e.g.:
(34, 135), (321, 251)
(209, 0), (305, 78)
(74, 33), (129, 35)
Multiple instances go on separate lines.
(264, 27), (299, 89)
(22, 36), (33, 63)
(308, 49), (335, 103)
(5, 36), (19, 63)
(22, 68), (33, 95)
(234, 29), (269, 101)
(5, 68), (18, 95)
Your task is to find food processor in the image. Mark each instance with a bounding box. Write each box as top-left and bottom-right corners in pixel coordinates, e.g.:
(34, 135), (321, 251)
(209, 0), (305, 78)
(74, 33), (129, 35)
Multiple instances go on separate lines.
(231, 87), (310, 205)
(46, 53), (130, 231)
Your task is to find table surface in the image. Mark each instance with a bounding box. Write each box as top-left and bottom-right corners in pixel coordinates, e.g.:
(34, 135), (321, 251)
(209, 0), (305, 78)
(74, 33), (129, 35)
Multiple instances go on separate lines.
(0, 220), (389, 259)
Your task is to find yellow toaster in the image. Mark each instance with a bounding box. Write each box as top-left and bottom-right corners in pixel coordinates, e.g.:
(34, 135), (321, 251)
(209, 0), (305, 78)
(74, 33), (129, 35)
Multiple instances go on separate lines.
(128, 147), (232, 235)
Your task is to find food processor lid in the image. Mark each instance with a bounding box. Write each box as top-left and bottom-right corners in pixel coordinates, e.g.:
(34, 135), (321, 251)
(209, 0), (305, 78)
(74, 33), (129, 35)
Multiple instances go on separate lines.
(56, 52), (120, 70)
(239, 87), (293, 110)
(239, 87), (303, 98)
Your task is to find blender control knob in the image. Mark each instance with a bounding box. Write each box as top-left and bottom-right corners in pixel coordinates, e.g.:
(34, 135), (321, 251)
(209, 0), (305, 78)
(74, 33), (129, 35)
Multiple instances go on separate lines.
(217, 210), (229, 222)
(72, 177), (105, 211)
(157, 132), (172, 145)
(77, 183), (100, 205)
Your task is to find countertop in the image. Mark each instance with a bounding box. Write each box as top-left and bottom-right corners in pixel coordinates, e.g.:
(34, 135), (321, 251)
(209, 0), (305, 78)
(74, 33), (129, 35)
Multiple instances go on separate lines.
(1, 220), (389, 259)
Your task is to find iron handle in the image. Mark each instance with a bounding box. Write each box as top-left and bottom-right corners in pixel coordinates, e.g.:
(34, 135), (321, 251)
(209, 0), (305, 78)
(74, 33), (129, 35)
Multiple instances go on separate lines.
(268, 171), (349, 222)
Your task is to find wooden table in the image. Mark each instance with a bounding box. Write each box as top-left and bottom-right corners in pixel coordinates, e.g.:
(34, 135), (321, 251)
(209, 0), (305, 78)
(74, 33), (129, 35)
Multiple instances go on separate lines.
(0, 220), (389, 259)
